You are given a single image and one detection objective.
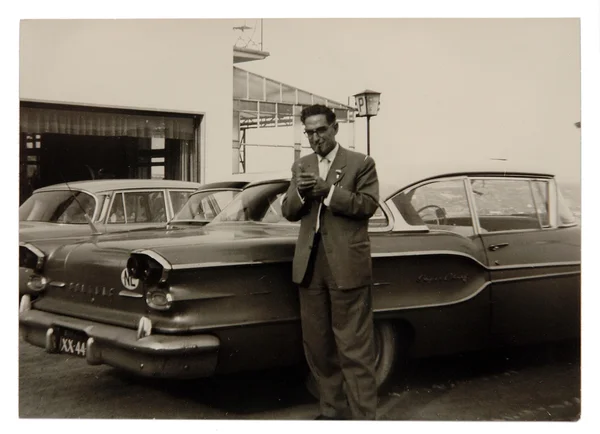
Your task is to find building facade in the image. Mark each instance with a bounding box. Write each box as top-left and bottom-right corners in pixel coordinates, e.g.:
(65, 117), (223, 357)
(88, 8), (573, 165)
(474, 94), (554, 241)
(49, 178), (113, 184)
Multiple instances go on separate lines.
(19, 20), (355, 203)
(20, 20), (234, 202)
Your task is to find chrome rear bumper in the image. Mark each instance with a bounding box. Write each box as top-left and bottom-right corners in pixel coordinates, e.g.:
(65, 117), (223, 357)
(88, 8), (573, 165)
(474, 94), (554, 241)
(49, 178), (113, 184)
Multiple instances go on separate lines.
(19, 308), (220, 379)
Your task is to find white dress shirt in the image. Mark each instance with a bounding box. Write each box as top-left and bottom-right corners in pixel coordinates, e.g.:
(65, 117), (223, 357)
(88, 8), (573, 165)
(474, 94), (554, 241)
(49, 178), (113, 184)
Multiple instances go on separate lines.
(295, 143), (339, 207)
(320, 143), (338, 206)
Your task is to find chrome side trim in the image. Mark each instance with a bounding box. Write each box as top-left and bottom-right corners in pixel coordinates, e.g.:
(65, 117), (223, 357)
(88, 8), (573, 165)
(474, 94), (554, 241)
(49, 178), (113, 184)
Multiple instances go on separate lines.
(118, 290), (144, 298)
(131, 249), (173, 283)
(489, 260), (581, 271)
(20, 242), (45, 259)
(371, 250), (487, 267)
(133, 249), (173, 270)
(479, 228), (547, 235)
(172, 258), (294, 270)
(491, 271), (581, 284)
(375, 281), (493, 314)
(152, 268), (579, 332)
(376, 269), (580, 314)
(169, 250), (580, 272)
(371, 250), (580, 272)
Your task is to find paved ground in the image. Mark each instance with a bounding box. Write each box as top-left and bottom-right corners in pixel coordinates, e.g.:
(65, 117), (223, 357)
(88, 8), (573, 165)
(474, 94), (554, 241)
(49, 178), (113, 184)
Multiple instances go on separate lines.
(18, 339), (580, 422)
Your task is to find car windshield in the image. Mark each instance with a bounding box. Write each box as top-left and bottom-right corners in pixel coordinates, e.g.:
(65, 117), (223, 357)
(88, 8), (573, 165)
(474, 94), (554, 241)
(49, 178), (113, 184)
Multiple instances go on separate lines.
(211, 181), (291, 224)
(19, 191), (96, 224)
(173, 189), (240, 223)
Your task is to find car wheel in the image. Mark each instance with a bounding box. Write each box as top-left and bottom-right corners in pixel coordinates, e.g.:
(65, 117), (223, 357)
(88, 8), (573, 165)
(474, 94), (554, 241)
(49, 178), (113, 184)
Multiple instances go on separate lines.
(305, 321), (405, 398)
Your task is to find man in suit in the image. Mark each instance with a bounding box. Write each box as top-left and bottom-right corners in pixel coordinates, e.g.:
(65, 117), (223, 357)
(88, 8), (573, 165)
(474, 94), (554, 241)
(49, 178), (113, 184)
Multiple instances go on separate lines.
(281, 104), (379, 420)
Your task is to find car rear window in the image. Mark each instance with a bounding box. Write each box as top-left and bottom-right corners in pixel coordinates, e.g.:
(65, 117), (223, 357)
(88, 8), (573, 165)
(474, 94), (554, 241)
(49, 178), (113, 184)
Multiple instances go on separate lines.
(19, 191), (96, 224)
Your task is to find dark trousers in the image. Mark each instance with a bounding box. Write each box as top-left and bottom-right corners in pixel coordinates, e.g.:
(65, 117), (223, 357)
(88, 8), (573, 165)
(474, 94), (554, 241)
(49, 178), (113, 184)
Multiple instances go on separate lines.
(299, 234), (377, 420)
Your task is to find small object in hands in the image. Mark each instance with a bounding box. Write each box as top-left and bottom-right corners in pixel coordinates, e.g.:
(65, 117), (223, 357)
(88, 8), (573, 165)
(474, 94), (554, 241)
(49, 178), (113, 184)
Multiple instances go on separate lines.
(297, 162), (316, 194)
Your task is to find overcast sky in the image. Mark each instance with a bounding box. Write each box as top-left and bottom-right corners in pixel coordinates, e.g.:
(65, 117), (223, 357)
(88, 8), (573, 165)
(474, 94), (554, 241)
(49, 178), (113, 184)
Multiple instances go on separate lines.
(238, 18), (581, 183)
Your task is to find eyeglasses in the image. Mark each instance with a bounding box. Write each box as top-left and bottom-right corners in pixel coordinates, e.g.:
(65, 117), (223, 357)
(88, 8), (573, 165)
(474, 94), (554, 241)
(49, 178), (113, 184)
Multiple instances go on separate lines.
(303, 124), (333, 137)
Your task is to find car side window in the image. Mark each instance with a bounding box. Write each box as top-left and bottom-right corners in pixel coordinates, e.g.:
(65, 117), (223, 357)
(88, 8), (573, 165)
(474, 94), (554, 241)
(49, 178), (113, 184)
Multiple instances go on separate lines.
(108, 193), (125, 223)
(557, 186), (577, 226)
(56, 193), (96, 224)
(198, 196), (218, 221)
(391, 179), (474, 236)
(126, 191), (166, 223)
(176, 190), (238, 221)
(108, 191), (166, 224)
(147, 191), (167, 222)
(262, 192), (285, 223)
(213, 182), (295, 225)
(169, 190), (193, 215)
(470, 179), (542, 232)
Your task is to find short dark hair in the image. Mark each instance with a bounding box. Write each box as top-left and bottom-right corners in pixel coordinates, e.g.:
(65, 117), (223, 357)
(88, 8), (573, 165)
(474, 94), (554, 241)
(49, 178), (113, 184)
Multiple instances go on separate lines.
(300, 104), (336, 125)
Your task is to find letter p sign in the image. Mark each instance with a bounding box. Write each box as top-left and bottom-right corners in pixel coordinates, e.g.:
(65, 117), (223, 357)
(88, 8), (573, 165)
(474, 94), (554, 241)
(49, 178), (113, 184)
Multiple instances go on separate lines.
(355, 95), (367, 116)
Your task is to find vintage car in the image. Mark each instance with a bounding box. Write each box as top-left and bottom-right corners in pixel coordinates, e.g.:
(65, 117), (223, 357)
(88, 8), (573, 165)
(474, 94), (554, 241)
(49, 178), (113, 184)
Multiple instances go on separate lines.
(19, 164), (580, 390)
(18, 177), (254, 298)
(19, 179), (203, 242)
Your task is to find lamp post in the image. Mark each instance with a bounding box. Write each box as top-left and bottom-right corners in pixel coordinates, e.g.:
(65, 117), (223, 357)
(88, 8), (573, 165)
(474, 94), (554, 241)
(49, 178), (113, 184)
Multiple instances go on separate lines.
(353, 89), (381, 156)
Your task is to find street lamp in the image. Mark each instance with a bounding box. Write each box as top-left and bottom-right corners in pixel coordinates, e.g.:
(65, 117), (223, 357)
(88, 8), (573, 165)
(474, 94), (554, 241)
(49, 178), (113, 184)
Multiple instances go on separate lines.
(353, 89), (381, 156)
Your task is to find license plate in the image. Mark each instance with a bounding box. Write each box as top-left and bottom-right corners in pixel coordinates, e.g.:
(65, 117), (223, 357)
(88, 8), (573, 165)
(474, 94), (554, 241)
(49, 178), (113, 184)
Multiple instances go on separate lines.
(57, 328), (88, 358)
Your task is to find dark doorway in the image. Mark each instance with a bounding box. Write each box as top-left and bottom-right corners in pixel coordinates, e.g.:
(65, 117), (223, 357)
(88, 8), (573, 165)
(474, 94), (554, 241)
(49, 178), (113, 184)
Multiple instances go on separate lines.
(37, 134), (142, 186)
(19, 102), (202, 204)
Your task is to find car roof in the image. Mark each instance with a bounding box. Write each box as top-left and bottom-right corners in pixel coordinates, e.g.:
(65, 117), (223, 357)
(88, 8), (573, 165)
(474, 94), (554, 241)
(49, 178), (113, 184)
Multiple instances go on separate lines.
(219, 171), (292, 183)
(380, 159), (553, 197)
(242, 161), (554, 200)
(196, 180), (252, 191)
(34, 179), (202, 194)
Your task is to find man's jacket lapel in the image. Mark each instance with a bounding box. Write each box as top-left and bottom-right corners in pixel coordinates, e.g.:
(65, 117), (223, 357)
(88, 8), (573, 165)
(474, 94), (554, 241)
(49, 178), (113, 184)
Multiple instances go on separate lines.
(327, 146), (347, 185)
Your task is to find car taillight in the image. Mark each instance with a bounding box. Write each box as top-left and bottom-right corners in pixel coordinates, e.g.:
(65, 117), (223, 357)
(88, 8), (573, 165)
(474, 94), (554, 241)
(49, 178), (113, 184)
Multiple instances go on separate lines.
(19, 244), (45, 272)
(145, 290), (173, 311)
(127, 255), (163, 285)
(127, 251), (173, 310)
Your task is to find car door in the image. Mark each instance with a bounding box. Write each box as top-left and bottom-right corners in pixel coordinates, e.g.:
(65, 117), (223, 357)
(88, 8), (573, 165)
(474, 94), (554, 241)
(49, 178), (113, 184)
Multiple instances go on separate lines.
(372, 177), (491, 357)
(469, 176), (580, 345)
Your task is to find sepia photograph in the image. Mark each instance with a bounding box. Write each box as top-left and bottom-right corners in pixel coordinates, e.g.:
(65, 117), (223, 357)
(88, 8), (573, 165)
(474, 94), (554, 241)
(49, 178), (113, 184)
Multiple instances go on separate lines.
(5, 0), (599, 431)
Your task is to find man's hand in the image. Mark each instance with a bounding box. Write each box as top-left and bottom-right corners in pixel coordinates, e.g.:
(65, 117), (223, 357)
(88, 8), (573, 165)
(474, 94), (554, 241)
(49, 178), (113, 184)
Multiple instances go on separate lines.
(306, 176), (332, 199)
(296, 172), (317, 195)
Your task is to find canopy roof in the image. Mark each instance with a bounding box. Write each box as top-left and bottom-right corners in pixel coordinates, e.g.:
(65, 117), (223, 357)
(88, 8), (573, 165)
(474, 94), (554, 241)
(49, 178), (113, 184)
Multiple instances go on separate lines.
(233, 67), (356, 129)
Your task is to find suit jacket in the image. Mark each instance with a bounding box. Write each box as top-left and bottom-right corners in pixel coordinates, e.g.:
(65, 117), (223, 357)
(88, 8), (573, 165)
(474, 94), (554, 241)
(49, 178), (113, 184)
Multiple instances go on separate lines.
(281, 145), (379, 289)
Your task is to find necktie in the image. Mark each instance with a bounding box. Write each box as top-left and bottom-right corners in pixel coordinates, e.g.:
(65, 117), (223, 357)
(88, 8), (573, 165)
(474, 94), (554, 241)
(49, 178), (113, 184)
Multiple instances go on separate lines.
(316, 157), (330, 232)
